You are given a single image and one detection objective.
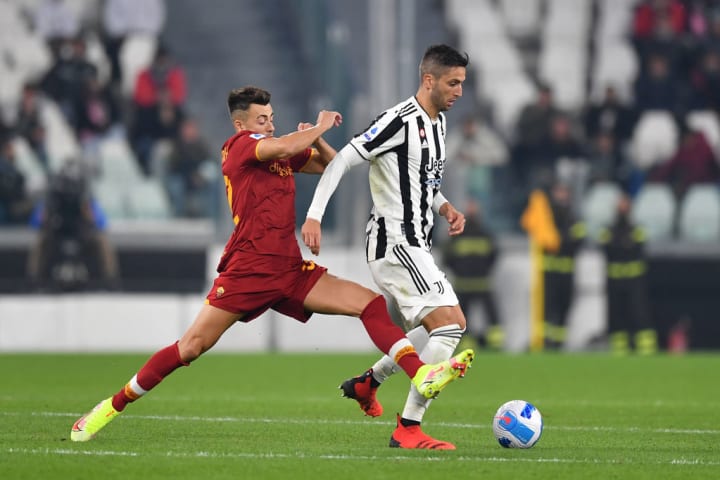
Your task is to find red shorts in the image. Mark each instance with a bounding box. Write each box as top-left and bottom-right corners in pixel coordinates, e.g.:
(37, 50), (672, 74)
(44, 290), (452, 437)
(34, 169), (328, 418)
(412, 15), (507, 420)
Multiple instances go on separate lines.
(205, 253), (327, 323)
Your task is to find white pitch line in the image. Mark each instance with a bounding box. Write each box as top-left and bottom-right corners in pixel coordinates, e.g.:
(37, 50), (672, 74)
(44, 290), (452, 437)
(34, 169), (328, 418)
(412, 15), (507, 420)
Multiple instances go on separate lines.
(4, 447), (720, 466)
(3, 411), (720, 435)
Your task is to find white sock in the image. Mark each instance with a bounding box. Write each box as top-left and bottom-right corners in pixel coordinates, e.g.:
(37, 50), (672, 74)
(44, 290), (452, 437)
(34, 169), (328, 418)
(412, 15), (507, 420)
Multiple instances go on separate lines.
(401, 324), (464, 423)
(370, 325), (429, 383)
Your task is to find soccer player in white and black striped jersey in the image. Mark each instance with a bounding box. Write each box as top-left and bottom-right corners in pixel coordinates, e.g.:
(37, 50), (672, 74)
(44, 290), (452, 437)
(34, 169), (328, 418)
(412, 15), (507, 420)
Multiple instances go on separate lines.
(302, 44), (471, 450)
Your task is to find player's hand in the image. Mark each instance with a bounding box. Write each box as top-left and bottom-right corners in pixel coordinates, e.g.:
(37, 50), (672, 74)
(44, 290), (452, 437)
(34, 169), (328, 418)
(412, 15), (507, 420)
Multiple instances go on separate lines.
(316, 110), (343, 130)
(443, 204), (466, 236)
(297, 122), (314, 131)
(302, 217), (323, 255)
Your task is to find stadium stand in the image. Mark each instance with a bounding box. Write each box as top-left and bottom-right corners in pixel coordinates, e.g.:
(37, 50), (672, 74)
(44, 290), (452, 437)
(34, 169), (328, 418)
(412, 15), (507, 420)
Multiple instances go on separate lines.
(631, 183), (678, 241)
(582, 181), (623, 240)
(677, 183), (720, 243)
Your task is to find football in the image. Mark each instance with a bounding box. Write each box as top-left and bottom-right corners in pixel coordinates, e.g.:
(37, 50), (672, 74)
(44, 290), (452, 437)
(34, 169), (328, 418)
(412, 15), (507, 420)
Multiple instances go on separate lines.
(492, 400), (543, 448)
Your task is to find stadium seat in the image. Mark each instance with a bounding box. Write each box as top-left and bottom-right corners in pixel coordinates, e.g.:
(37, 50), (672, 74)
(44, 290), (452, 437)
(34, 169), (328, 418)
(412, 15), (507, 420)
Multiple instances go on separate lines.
(11, 136), (47, 196)
(41, 100), (81, 171)
(538, 40), (587, 110)
(0, 65), (25, 115)
(477, 74), (536, 137)
(542, 0), (592, 43)
(582, 182), (623, 240)
(686, 110), (720, 158)
(4, 34), (53, 84)
(677, 184), (720, 243)
(498, 0), (541, 38)
(0, 2), (29, 37)
(127, 179), (172, 220)
(97, 137), (143, 182)
(446, 0), (505, 38)
(470, 36), (525, 77)
(629, 111), (679, 171)
(92, 178), (130, 221)
(595, 0), (636, 42)
(84, 31), (112, 86)
(120, 33), (158, 97)
(590, 40), (639, 102)
(631, 183), (677, 241)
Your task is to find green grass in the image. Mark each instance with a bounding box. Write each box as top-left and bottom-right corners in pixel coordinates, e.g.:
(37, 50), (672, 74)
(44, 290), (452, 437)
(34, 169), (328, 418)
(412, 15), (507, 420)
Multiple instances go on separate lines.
(1, 351), (719, 480)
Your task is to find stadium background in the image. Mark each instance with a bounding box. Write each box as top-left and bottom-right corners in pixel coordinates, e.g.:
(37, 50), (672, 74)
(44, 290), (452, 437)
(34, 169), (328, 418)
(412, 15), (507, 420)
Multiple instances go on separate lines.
(1, 0), (719, 352)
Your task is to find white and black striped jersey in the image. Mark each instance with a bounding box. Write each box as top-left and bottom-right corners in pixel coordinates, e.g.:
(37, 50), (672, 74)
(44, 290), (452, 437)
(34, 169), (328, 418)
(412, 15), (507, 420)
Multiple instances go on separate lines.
(348, 96), (447, 261)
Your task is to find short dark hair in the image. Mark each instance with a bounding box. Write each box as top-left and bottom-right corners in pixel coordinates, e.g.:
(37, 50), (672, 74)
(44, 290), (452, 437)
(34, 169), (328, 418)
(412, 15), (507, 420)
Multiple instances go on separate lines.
(227, 86), (271, 117)
(419, 44), (469, 79)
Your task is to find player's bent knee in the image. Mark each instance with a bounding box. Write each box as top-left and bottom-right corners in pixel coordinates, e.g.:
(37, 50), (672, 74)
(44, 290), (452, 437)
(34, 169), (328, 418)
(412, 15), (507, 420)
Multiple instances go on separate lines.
(177, 337), (207, 363)
(423, 305), (467, 331)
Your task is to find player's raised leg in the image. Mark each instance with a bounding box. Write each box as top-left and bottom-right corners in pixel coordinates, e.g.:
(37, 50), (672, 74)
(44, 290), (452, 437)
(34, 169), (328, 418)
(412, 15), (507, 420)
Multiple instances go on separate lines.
(70, 305), (241, 441)
(304, 273), (473, 405)
(340, 325), (428, 417)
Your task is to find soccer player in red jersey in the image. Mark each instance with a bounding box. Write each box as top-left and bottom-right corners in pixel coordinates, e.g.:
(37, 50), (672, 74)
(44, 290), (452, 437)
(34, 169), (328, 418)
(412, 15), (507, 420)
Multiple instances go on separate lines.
(70, 86), (474, 443)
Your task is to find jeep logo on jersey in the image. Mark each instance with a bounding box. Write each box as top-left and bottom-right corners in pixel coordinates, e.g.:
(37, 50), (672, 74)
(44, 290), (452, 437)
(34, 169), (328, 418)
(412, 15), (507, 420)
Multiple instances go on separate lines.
(424, 157), (444, 174)
(363, 126), (379, 141)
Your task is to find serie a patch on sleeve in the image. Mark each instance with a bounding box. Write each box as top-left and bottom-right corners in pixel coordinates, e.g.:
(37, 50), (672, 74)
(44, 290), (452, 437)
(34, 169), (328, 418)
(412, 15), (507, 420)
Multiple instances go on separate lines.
(250, 133), (266, 140)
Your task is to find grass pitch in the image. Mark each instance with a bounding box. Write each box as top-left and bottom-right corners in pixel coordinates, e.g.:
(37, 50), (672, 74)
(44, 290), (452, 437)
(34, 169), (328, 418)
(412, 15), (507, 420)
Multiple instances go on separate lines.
(1, 351), (719, 480)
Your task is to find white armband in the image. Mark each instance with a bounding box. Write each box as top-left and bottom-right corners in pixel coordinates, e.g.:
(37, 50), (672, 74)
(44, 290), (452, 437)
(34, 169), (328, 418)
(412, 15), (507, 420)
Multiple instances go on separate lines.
(306, 144), (366, 222)
(432, 192), (448, 215)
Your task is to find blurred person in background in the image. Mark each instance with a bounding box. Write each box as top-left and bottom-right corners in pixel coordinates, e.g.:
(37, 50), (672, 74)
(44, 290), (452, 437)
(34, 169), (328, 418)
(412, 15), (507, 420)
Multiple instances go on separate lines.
(164, 117), (218, 218)
(33, 0), (81, 60)
(15, 83), (50, 171)
(69, 86), (472, 444)
(130, 45), (187, 174)
(598, 193), (657, 355)
(513, 84), (560, 163)
(509, 84), (562, 221)
(302, 45), (472, 449)
(535, 113), (589, 200)
(633, 52), (686, 115)
(540, 182), (586, 350)
(442, 199), (503, 351)
(40, 36), (98, 128)
(688, 49), (720, 111)
(649, 119), (720, 199)
(444, 113), (509, 230)
(583, 85), (637, 147)
(0, 136), (33, 225)
(585, 129), (634, 191)
(74, 70), (123, 175)
(26, 159), (119, 291)
(132, 44), (186, 109)
(101, 0), (166, 90)
(632, 0), (688, 71)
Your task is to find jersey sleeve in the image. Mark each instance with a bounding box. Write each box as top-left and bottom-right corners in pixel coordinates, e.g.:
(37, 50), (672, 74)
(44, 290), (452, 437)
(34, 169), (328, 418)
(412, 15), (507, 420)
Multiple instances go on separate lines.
(224, 133), (262, 169)
(349, 109), (406, 160)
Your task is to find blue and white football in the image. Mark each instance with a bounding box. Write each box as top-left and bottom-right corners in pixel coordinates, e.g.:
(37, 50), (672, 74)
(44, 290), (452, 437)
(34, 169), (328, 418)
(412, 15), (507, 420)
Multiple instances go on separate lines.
(492, 400), (543, 448)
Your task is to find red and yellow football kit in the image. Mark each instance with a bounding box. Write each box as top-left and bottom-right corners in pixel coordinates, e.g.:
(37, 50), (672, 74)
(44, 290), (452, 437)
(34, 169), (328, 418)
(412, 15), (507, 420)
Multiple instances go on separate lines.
(205, 130), (327, 321)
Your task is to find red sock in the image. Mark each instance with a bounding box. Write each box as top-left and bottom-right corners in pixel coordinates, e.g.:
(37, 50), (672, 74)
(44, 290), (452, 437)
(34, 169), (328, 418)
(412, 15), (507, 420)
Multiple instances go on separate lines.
(359, 296), (423, 378)
(111, 342), (188, 411)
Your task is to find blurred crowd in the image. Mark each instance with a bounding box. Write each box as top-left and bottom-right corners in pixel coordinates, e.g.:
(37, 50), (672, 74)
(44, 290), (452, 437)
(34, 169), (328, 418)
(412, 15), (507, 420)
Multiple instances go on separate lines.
(441, 0), (720, 354)
(447, 0), (720, 236)
(0, 0), (219, 227)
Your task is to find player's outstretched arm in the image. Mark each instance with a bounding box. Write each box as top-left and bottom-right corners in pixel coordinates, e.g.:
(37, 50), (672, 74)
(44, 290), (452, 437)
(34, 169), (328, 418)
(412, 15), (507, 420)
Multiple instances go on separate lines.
(303, 144), (366, 255)
(296, 121), (338, 174)
(257, 110), (342, 161)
